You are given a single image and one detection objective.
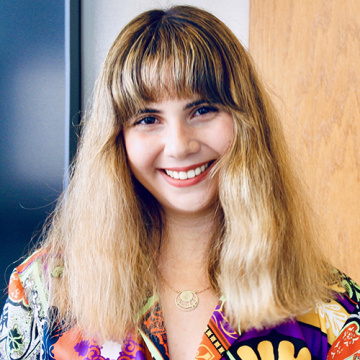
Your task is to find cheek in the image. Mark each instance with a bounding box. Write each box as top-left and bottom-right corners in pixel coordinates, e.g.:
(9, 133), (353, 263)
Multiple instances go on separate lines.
(213, 119), (235, 155)
(124, 134), (157, 175)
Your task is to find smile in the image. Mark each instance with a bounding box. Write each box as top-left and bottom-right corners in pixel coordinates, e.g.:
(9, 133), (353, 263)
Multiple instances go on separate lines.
(164, 162), (210, 180)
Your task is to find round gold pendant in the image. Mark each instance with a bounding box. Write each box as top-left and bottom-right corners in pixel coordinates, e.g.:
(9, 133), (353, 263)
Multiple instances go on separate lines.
(175, 290), (199, 311)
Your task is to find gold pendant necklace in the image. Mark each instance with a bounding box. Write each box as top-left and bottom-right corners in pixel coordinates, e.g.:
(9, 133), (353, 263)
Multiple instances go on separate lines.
(158, 270), (211, 311)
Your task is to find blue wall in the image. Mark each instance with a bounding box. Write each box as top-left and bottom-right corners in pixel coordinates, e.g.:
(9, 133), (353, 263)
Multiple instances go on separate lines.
(0, 1), (65, 310)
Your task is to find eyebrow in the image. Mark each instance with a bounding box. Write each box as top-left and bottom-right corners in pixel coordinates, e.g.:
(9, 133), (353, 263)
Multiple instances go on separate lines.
(135, 99), (209, 116)
(137, 108), (160, 115)
(183, 99), (208, 110)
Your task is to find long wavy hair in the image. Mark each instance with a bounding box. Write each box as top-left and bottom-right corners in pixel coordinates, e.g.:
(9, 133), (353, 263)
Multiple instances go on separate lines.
(43, 5), (336, 341)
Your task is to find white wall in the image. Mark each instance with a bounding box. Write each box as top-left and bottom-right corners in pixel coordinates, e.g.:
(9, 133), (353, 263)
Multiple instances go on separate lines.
(81, 0), (250, 109)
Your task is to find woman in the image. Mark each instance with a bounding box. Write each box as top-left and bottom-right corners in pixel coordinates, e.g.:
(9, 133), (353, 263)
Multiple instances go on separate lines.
(1, 5), (359, 360)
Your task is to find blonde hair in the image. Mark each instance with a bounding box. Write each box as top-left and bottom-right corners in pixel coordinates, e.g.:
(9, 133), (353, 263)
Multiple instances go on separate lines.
(43, 5), (336, 341)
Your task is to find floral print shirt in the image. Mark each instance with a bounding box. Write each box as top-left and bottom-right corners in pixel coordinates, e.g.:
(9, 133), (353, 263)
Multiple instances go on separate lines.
(1, 249), (360, 360)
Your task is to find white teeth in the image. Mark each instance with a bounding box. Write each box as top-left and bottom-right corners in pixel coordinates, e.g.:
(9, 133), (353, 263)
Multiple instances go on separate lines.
(164, 162), (210, 180)
(187, 170), (195, 178)
(179, 171), (187, 180)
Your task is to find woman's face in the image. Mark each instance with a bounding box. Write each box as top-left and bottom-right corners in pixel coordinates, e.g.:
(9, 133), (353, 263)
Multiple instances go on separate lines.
(123, 96), (234, 217)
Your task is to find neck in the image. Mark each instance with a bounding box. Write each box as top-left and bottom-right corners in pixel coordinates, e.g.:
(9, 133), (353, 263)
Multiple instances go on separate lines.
(157, 208), (220, 291)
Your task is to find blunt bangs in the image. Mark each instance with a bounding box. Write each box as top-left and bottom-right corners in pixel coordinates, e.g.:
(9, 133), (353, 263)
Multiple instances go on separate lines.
(108, 7), (239, 123)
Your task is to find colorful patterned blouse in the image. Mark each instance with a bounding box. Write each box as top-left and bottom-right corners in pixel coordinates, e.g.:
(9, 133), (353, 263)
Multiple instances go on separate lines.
(1, 249), (360, 360)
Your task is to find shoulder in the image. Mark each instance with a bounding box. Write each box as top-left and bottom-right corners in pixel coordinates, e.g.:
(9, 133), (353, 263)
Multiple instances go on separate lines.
(14, 248), (49, 313)
(0, 248), (49, 359)
(296, 270), (360, 358)
(326, 271), (360, 359)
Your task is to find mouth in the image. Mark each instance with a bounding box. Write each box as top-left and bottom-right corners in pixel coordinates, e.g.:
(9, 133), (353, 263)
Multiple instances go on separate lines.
(163, 161), (213, 180)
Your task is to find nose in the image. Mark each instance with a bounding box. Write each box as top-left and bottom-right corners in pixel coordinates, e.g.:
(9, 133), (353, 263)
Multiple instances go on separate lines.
(163, 122), (200, 159)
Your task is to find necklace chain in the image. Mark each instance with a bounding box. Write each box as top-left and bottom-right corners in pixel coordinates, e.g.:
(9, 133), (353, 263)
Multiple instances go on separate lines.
(157, 269), (211, 311)
(157, 270), (211, 294)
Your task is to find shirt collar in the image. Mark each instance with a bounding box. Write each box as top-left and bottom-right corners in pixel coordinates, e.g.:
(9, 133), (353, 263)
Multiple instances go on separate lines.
(138, 295), (240, 360)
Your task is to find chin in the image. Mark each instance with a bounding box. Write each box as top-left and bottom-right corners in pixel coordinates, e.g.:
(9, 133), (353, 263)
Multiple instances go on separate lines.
(162, 198), (217, 217)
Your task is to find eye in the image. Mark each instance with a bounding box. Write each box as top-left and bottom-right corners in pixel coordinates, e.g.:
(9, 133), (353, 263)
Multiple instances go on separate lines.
(134, 116), (159, 126)
(193, 105), (219, 117)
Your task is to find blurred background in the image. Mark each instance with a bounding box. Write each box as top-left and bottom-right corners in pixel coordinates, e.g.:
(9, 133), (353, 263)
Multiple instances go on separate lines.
(0, 1), (66, 310)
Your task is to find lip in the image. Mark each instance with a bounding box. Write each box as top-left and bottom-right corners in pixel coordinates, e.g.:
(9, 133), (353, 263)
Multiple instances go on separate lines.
(159, 160), (215, 188)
